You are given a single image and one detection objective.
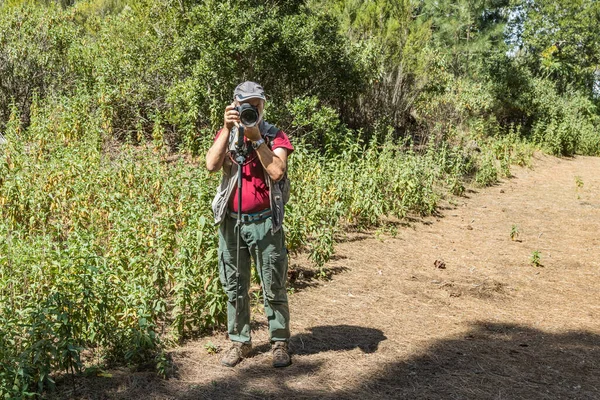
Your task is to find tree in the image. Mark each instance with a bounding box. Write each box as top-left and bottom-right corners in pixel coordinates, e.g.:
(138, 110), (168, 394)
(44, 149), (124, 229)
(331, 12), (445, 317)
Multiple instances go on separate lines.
(310, 0), (433, 135)
(419, 0), (512, 78)
(511, 0), (600, 97)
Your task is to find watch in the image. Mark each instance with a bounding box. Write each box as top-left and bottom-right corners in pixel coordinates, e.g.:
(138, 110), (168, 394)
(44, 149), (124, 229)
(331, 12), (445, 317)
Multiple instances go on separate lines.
(251, 138), (265, 150)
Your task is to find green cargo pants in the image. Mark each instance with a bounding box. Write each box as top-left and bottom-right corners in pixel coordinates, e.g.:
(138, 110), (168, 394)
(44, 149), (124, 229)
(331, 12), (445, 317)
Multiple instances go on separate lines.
(218, 214), (290, 343)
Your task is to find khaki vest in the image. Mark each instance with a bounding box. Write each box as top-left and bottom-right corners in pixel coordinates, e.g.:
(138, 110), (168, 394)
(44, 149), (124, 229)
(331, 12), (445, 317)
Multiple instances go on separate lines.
(211, 121), (288, 233)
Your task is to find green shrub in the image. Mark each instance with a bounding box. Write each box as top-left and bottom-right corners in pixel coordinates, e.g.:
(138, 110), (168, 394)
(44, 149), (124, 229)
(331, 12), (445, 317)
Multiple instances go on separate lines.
(0, 2), (79, 128)
(0, 96), (223, 395)
(3, 97), (476, 394)
(474, 153), (498, 187)
(529, 79), (599, 156)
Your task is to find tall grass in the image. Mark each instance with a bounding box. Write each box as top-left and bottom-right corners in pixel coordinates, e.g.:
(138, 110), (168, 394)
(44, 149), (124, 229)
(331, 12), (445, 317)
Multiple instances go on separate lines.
(0, 96), (223, 396)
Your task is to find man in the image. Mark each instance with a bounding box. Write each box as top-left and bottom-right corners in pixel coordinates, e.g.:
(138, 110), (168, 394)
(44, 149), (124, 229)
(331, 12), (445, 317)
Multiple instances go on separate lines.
(206, 81), (293, 368)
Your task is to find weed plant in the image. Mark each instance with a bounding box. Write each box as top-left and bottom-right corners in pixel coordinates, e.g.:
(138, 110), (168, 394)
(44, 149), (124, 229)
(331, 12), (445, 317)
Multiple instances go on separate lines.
(530, 250), (542, 267)
(510, 225), (520, 241)
(0, 97), (224, 396)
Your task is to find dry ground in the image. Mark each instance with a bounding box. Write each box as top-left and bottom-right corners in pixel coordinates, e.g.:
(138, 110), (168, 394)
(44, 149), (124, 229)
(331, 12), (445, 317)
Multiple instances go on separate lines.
(52, 154), (600, 400)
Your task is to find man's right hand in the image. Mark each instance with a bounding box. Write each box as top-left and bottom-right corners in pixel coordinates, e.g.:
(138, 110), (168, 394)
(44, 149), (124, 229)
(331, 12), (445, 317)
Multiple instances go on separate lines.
(224, 102), (240, 130)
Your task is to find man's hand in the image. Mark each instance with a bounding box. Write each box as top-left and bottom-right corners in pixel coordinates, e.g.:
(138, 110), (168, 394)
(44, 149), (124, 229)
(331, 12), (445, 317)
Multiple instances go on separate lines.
(243, 125), (261, 142)
(207, 103), (238, 172)
(224, 102), (239, 130)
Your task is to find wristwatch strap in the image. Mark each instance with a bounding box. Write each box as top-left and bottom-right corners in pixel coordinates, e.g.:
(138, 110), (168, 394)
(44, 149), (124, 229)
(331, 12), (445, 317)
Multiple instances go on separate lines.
(251, 138), (265, 150)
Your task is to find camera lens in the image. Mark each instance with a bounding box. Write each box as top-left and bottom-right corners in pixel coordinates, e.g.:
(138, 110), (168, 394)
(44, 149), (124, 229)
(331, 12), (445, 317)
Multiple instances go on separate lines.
(237, 104), (259, 127)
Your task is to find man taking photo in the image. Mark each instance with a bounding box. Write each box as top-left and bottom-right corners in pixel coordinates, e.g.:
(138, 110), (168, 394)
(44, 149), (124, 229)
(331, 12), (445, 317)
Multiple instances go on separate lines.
(206, 81), (294, 368)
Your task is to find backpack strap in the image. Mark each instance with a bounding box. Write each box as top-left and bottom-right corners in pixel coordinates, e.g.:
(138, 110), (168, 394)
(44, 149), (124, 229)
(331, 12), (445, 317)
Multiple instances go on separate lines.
(259, 120), (280, 142)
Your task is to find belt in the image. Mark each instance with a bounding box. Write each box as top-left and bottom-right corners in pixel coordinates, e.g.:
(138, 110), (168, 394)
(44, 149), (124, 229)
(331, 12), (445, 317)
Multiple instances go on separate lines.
(228, 208), (272, 223)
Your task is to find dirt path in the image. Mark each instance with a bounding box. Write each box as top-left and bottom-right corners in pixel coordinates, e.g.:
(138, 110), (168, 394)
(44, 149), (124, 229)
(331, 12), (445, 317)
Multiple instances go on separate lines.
(55, 154), (600, 400)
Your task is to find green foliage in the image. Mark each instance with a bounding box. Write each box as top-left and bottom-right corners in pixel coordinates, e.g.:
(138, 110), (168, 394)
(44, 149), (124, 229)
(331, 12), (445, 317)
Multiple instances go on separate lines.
(530, 250), (542, 267)
(0, 2), (79, 127)
(203, 342), (220, 355)
(474, 153), (498, 186)
(510, 224), (519, 241)
(1, 0), (599, 396)
(286, 96), (353, 154)
(0, 0), (367, 152)
(312, 0), (433, 133)
(1, 0), (598, 154)
(513, 0), (600, 96)
(420, 0), (511, 77)
(0, 95), (501, 396)
(529, 79), (600, 156)
(0, 96), (224, 395)
(152, 0), (365, 147)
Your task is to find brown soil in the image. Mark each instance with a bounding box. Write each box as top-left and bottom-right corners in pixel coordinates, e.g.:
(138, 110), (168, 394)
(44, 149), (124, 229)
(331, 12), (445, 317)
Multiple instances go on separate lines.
(51, 154), (600, 400)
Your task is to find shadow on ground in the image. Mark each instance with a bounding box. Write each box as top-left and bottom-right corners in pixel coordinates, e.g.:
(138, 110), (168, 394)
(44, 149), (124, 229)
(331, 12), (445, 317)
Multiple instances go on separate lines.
(50, 322), (599, 400)
(249, 324), (387, 356)
(292, 324), (386, 354)
(287, 265), (349, 291)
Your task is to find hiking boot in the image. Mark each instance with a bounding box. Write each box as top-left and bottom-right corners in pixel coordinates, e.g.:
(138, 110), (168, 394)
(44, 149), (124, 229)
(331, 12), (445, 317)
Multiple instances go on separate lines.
(220, 342), (252, 367)
(272, 341), (291, 368)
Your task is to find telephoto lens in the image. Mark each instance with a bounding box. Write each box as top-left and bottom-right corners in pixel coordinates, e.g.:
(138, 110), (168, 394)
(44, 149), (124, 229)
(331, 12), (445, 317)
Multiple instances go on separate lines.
(235, 104), (259, 127)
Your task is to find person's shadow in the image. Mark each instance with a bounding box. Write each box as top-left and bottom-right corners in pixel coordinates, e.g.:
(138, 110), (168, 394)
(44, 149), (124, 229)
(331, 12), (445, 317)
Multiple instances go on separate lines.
(293, 324), (386, 354)
(251, 324), (387, 355)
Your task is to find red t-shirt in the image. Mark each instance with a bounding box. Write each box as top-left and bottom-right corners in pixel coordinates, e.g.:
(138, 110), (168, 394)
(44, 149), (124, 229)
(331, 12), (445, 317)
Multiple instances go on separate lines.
(215, 128), (293, 213)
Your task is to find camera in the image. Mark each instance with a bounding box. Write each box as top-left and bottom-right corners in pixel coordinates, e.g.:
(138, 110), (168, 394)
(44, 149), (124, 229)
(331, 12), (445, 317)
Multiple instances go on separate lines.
(235, 103), (259, 127)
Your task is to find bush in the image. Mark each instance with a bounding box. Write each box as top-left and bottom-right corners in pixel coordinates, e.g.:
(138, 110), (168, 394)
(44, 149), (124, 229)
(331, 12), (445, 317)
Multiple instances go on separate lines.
(0, 0), (368, 152)
(529, 79), (600, 156)
(0, 3), (79, 128)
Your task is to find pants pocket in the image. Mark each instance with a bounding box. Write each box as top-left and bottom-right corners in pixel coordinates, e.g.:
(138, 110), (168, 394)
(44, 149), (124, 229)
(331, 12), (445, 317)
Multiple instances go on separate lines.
(263, 250), (288, 303)
(219, 250), (236, 298)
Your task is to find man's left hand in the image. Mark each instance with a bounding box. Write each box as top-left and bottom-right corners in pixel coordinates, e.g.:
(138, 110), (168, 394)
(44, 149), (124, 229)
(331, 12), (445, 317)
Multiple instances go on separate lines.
(243, 125), (261, 142)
